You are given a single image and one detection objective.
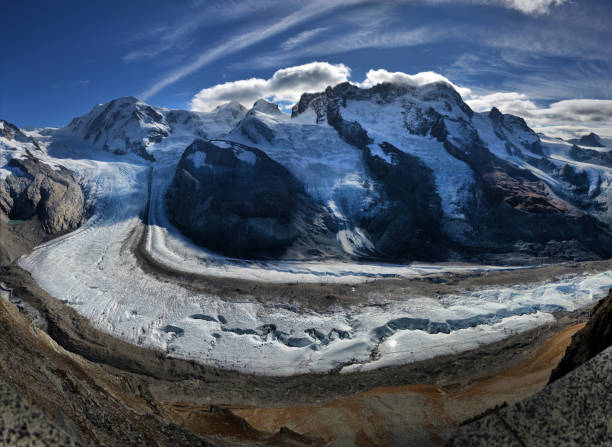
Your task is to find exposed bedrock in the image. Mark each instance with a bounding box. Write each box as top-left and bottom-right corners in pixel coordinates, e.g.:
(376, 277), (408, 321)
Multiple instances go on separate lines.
(440, 126), (612, 260)
(166, 139), (337, 259)
(568, 132), (606, 148)
(568, 143), (612, 168)
(0, 156), (84, 234)
(549, 288), (612, 383)
(358, 141), (446, 260)
(0, 151), (85, 264)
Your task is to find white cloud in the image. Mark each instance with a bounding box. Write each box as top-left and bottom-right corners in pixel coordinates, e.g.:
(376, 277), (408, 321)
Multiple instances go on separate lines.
(359, 69), (473, 98)
(494, 0), (567, 15)
(543, 99), (612, 123)
(532, 99), (612, 138)
(467, 92), (612, 138)
(418, 0), (567, 15)
(190, 62), (351, 112)
(468, 93), (612, 125)
(466, 91), (536, 114)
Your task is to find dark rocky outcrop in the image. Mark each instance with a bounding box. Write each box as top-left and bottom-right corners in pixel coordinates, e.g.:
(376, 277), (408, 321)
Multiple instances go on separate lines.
(568, 132), (605, 148)
(0, 155), (85, 264)
(360, 142), (446, 260)
(0, 156), (84, 234)
(166, 139), (333, 259)
(430, 115), (565, 215)
(568, 144), (612, 168)
(549, 289), (612, 383)
(446, 346), (612, 447)
(488, 107), (544, 156)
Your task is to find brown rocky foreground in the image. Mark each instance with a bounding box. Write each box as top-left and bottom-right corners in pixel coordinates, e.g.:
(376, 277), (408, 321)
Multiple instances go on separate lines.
(231, 323), (583, 446)
(447, 289), (612, 446)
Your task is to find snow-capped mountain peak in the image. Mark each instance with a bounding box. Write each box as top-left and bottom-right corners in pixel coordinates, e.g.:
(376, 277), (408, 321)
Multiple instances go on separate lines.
(63, 96), (169, 160)
(249, 98), (283, 116)
(211, 101), (248, 121)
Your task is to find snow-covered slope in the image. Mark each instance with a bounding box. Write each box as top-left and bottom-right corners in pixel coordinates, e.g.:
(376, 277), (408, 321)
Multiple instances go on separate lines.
(0, 120), (41, 179)
(62, 97), (246, 160)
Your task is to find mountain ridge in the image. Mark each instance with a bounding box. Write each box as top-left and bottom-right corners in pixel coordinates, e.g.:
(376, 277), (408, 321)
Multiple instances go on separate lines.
(3, 79), (612, 263)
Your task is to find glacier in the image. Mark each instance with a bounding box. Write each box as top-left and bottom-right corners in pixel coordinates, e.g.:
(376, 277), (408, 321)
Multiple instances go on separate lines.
(3, 81), (610, 375)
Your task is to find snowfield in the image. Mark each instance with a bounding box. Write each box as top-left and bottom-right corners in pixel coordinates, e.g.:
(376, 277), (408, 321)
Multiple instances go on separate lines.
(16, 129), (612, 375)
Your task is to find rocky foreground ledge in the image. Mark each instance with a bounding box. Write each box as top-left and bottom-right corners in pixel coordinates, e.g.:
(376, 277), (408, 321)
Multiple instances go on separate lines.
(447, 289), (612, 446)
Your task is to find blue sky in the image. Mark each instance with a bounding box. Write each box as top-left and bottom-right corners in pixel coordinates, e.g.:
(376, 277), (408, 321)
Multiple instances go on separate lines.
(2, 0), (612, 137)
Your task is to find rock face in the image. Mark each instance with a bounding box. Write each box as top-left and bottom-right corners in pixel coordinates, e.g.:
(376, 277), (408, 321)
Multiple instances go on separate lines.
(446, 346), (612, 447)
(0, 156), (84, 235)
(0, 123), (86, 263)
(0, 373), (83, 447)
(568, 132), (605, 147)
(357, 141), (445, 260)
(568, 144), (612, 168)
(549, 289), (612, 383)
(166, 139), (332, 258)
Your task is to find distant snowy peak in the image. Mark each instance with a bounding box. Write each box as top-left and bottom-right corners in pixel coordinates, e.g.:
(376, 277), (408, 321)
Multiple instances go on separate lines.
(64, 96), (169, 160)
(249, 99), (283, 116)
(292, 81), (473, 124)
(0, 119), (40, 150)
(485, 107), (543, 156)
(0, 120), (36, 144)
(232, 99), (287, 145)
(63, 97), (249, 160)
(568, 132), (606, 148)
(211, 101), (248, 122)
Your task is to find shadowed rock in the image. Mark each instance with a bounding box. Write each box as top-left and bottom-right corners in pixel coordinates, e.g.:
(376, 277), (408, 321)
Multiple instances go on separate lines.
(549, 288), (612, 383)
